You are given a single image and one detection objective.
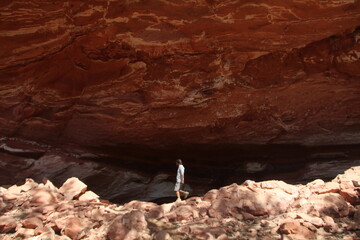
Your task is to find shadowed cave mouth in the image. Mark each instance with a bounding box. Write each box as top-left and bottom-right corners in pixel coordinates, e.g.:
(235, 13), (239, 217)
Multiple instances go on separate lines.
(80, 143), (360, 204)
(1, 140), (360, 205)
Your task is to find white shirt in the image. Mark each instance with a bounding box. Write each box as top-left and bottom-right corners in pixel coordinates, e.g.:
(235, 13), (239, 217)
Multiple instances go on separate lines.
(176, 164), (185, 183)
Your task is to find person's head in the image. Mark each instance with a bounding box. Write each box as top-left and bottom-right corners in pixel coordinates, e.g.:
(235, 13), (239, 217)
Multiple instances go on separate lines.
(176, 159), (182, 166)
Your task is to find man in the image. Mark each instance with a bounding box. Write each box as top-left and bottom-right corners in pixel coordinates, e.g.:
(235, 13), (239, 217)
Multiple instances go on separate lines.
(174, 159), (189, 202)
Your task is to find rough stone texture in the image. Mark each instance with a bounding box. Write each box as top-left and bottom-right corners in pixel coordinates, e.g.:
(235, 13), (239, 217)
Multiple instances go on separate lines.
(278, 220), (315, 240)
(22, 217), (43, 229)
(107, 210), (149, 240)
(0, 216), (17, 233)
(0, 1), (359, 149)
(30, 187), (58, 205)
(2, 167), (360, 239)
(79, 191), (99, 202)
(63, 217), (86, 240)
(59, 177), (87, 199)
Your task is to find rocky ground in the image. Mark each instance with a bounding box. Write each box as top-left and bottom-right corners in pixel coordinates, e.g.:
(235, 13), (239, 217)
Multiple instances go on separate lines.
(1, 167), (360, 239)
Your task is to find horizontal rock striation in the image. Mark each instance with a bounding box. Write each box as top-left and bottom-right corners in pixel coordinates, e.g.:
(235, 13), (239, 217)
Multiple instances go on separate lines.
(0, 1), (360, 149)
(2, 166), (360, 239)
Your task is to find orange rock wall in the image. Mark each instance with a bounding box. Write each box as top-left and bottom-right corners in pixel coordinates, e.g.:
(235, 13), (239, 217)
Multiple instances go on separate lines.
(1, 1), (360, 148)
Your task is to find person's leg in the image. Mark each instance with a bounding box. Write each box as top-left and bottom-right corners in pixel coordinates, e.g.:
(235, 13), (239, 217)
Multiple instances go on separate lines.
(179, 190), (189, 199)
(174, 182), (182, 202)
(179, 183), (189, 198)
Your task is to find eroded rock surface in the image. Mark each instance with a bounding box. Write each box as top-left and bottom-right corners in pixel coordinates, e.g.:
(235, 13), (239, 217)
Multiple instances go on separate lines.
(1, 166), (360, 239)
(0, 1), (359, 149)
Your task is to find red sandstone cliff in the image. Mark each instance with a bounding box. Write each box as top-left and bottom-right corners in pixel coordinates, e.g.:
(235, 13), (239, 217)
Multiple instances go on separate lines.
(0, 1), (360, 148)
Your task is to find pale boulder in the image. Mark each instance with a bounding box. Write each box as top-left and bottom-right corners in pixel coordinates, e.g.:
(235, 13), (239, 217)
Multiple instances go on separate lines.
(43, 178), (59, 192)
(166, 205), (199, 222)
(123, 200), (163, 218)
(318, 182), (340, 194)
(260, 180), (299, 196)
(19, 178), (38, 192)
(57, 201), (74, 212)
(63, 217), (86, 240)
(107, 210), (148, 240)
(0, 197), (6, 211)
(30, 188), (58, 205)
(322, 216), (338, 233)
(34, 226), (56, 240)
(332, 167), (360, 205)
(203, 189), (219, 202)
(85, 208), (106, 222)
(59, 177), (87, 199)
(296, 213), (324, 227)
(127, 210), (148, 232)
(307, 179), (325, 193)
(208, 184), (295, 218)
(16, 227), (35, 238)
(154, 231), (173, 240)
(79, 191), (99, 202)
(278, 220), (315, 240)
(7, 185), (22, 194)
(107, 215), (128, 240)
(161, 203), (174, 215)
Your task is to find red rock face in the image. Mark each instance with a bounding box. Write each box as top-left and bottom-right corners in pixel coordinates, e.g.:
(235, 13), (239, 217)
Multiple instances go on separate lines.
(0, 1), (360, 148)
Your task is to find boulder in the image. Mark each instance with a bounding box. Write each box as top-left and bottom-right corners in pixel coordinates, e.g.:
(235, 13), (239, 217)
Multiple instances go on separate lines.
(7, 185), (22, 195)
(22, 217), (43, 229)
(296, 213), (324, 227)
(166, 205), (199, 222)
(339, 189), (359, 205)
(322, 216), (338, 233)
(107, 215), (128, 240)
(57, 202), (74, 212)
(123, 201), (163, 218)
(0, 216), (17, 233)
(16, 227), (35, 238)
(107, 210), (148, 240)
(208, 184), (295, 218)
(203, 189), (219, 202)
(34, 226), (56, 240)
(278, 220), (315, 240)
(0, 186), (7, 193)
(154, 231), (173, 240)
(59, 177), (87, 200)
(0, 197), (6, 211)
(30, 188), (58, 205)
(260, 180), (299, 196)
(18, 179), (38, 192)
(306, 193), (350, 218)
(79, 191), (99, 202)
(43, 178), (59, 192)
(63, 217), (87, 240)
(318, 182), (340, 194)
(86, 208), (107, 222)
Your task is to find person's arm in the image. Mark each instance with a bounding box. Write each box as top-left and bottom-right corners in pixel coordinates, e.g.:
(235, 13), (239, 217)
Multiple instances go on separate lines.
(180, 166), (185, 184)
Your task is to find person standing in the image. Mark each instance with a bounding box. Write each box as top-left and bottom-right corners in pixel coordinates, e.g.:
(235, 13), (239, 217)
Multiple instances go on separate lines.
(174, 159), (189, 202)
